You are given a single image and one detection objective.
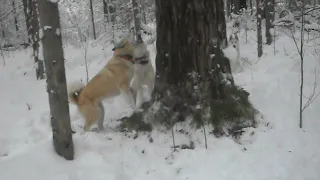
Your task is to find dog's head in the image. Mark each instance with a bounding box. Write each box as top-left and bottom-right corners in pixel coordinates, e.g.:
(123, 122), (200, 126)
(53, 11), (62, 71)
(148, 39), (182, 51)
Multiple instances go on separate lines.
(112, 33), (147, 64)
(229, 34), (239, 49)
(112, 36), (135, 56)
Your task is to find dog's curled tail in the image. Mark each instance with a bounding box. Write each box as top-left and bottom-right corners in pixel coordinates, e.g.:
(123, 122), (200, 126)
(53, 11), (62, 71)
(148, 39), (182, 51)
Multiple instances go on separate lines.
(67, 81), (85, 104)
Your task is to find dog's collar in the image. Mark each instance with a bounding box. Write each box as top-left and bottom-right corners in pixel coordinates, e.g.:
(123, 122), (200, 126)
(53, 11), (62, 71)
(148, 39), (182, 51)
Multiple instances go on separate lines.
(118, 55), (134, 63)
(134, 54), (149, 65)
(137, 60), (149, 65)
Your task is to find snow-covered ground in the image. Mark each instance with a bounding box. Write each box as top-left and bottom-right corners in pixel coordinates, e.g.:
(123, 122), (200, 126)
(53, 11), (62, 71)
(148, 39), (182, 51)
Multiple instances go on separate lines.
(0, 26), (319, 180)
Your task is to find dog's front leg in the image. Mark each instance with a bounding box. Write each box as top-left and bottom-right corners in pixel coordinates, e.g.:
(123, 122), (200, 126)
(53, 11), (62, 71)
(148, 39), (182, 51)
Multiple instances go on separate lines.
(131, 77), (144, 107)
(119, 82), (142, 112)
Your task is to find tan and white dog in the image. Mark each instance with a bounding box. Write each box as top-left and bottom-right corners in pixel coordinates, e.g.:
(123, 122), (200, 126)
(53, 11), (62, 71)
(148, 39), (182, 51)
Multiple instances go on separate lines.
(68, 36), (140, 132)
(130, 43), (155, 108)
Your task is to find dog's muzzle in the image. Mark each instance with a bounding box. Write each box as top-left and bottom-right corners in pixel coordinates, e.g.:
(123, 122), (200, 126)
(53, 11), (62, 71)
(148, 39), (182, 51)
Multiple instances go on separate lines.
(233, 45), (236, 48)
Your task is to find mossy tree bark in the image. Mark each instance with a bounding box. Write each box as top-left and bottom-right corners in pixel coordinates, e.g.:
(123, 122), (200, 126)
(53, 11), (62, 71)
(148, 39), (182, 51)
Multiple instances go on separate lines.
(38, 0), (74, 160)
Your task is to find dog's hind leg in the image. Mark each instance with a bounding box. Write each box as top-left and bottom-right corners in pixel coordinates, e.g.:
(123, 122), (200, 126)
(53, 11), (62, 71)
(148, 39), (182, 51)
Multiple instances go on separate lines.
(79, 102), (101, 132)
(97, 101), (105, 131)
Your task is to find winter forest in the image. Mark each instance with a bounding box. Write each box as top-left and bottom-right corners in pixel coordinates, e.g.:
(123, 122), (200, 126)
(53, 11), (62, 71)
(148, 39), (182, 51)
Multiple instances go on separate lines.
(0, 0), (320, 179)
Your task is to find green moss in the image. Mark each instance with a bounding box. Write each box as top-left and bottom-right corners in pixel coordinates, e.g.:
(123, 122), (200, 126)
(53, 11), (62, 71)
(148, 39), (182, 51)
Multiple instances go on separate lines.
(209, 85), (258, 134)
(117, 112), (153, 132)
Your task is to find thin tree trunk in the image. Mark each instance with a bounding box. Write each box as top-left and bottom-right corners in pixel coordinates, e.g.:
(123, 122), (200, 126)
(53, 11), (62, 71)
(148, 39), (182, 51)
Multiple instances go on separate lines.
(109, 0), (115, 42)
(22, 0), (31, 44)
(265, 0), (275, 45)
(37, 0), (74, 160)
(139, 0), (147, 24)
(232, 0), (247, 14)
(30, 0), (45, 80)
(250, 0), (253, 15)
(232, 0), (241, 14)
(103, 0), (111, 29)
(1, 23), (5, 39)
(12, 0), (19, 32)
(132, 0), (143, 42)
(103, 0), (108, 22)
(89, 0), (96, 39)
(299, 2), (305, 128)
(227, 0), (231, 18)
(257, 0), (263, 57)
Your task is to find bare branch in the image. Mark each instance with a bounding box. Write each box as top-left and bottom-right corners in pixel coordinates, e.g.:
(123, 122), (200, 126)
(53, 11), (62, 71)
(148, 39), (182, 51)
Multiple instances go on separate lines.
(302, 67), (320, 111)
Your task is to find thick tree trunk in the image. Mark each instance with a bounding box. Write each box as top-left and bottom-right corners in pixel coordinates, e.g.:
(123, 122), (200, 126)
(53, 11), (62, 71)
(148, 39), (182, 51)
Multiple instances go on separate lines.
(121, 0), (256, 136)
(217, 0), (228, 48)
(38, 0), (74, 161)
(265, 0), (275, 45)
(22, 0), (31, 44)
(257, 0), (263, 57)
(89, 0), (96, 39)
(30, 0), (45, 80)
(154, 0), (233, 103)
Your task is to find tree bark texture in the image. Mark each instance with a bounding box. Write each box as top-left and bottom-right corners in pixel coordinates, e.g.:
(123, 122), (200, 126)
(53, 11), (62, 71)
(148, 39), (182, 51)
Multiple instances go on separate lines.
(89, 0), (96, 39)
(132, 0), (143, 42)
(154, 0), (233, 100)
(12, 0), (19, 32)
(257, 0), (263, 57)
(217, 0), (228, 48)
(37, 0), (74, 161)
(139, 0), (147, 24)
(231, 0), (247, 14)
(226, 0), (231, 17)
(30, 0), (45, 79)
(22, 0), (31, 43)
(250, 0), (253, 14)
(103, 0), (108, 22)
(265, 0), (275, 45)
